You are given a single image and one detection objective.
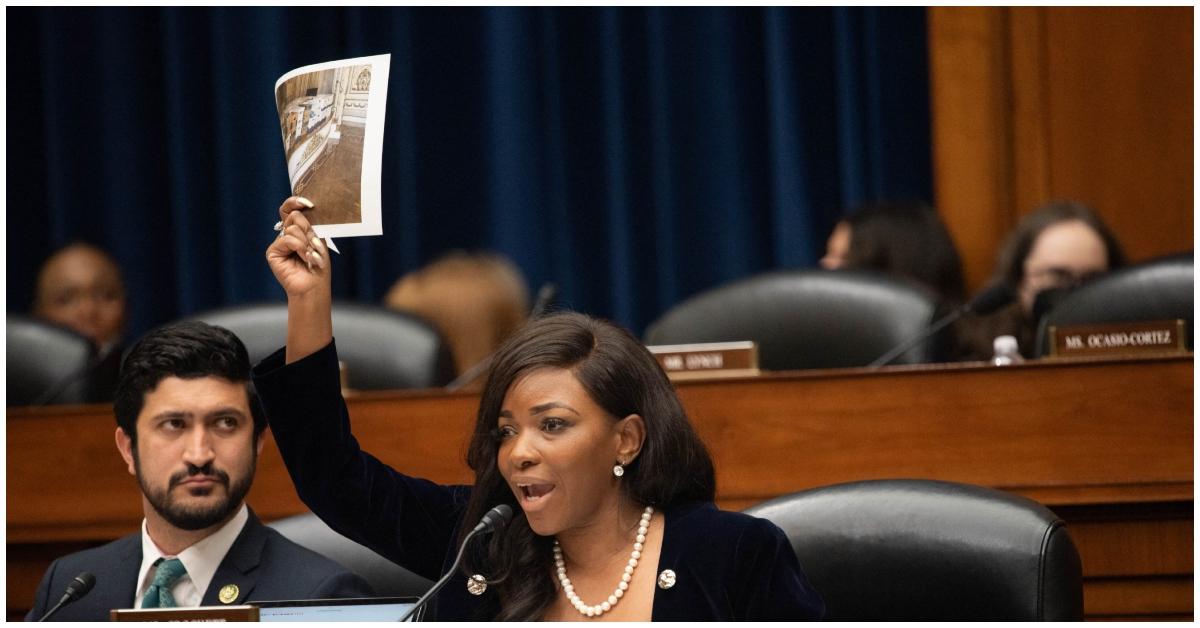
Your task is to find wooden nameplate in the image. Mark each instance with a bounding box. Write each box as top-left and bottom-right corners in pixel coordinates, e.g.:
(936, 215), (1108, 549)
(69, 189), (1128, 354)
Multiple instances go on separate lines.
(1048, 319), (1187, 357)
(648, 341), (760, 380)
(110, 605), (260, 621)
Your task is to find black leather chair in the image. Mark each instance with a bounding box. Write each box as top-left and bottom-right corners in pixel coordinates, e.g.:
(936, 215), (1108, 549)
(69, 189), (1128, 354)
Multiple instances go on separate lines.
(1035, 253), (1193, 356)
(267, 512), (432, 598)
(7, 315), (95, 406)
(644, 270), (941, 370)
(744, 479), (1083, 621)
(189, 301), (456, 390)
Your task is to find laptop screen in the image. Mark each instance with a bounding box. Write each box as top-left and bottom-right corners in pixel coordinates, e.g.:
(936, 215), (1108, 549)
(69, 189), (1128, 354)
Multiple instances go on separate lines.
(254, 596), (422, 622)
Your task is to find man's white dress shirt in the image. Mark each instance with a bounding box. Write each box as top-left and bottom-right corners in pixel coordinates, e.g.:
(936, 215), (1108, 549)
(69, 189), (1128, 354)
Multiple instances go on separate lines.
(132, 504), (249, 608)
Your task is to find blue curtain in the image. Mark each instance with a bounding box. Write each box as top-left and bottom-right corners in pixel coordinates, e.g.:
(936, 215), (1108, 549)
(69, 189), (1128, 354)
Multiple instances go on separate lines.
(8, 7), (931, 338)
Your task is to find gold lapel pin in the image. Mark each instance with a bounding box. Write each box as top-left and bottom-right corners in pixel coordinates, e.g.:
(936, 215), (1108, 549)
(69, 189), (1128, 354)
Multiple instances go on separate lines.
(218, 584), (239, 604)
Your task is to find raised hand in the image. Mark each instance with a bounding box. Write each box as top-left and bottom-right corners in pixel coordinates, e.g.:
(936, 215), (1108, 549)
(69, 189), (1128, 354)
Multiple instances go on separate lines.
(267, 196), (329, 298)
(265, 196), (334, 362)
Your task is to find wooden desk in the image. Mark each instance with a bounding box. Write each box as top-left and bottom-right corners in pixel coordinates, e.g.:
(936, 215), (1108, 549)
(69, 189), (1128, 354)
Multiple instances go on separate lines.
(8, 355), (1192, 620)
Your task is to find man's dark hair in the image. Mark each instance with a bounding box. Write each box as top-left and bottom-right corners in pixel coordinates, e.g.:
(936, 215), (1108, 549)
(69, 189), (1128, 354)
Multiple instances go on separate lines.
(114, 321), (266, 443)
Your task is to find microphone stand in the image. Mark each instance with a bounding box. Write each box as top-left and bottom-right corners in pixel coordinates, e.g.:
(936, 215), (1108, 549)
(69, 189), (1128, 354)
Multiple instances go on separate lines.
(867, 307), (963, 368)
(868, 283), (1015, 368)
(38, 597), (75, 623)
(443, 355), (494, 393)
(397, 526), (486, 622)
(398, 505), (512, 622)
(38, 573), (95, 621)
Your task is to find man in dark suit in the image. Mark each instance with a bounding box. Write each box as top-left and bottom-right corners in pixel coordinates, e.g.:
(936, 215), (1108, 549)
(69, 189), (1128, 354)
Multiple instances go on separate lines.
(27, 321), (373, 621)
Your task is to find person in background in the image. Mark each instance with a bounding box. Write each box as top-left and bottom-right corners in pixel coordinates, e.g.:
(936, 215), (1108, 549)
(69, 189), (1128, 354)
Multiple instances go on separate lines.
(384, 251), (529, 383)
(34, 242), (128, 351)
(820, 201), (967, 304)
(32, 242), (128, 401)
(956, 200), (1126, 360)
(26, 321), (373, 621)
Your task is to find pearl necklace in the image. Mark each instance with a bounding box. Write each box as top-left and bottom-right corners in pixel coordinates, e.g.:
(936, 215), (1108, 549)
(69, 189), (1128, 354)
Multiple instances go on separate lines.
(553, 506), (654, 618)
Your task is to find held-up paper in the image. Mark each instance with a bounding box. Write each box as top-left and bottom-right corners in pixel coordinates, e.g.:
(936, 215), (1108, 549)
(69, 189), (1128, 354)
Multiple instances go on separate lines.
(274, 54), (390, 240)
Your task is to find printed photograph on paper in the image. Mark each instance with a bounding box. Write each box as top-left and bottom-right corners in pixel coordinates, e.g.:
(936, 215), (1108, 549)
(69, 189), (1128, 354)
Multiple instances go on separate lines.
(273, 53), (390, 238)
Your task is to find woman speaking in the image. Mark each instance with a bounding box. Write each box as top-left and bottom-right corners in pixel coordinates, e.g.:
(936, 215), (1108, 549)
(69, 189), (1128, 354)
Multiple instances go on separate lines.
(256, 197), (823, 620)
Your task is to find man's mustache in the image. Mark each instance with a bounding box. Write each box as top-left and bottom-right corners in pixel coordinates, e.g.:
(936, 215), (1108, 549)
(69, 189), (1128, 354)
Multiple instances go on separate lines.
(168, 463), (230, 489)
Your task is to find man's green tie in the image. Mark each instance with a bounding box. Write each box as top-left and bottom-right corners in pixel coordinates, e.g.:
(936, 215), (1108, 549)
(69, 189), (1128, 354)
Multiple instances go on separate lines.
(141, 558), (187, 608)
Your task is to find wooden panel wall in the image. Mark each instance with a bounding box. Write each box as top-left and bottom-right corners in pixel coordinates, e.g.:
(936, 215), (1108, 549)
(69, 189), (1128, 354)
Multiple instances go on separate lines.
(929, 7), (1193, 292)
(7, 356), (1193, 620)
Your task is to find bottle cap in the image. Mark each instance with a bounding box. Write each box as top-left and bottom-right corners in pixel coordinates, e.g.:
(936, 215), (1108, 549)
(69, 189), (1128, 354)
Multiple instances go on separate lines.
(993, 335), (1019, 355)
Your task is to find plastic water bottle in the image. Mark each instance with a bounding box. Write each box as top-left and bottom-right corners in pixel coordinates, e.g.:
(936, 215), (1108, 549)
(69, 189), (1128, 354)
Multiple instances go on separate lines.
(992, 335), (1025, 366)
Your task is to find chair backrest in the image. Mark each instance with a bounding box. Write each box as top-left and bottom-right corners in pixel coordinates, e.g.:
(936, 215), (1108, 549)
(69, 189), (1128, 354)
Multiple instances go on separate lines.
(189, 301), (456, 390)
(266, 512), (432, 598)
(644, 270), (940, 370)
(6, 315), (95, 406)
(744, 479), (1083, 621)
(1035, 253), (1193, 356)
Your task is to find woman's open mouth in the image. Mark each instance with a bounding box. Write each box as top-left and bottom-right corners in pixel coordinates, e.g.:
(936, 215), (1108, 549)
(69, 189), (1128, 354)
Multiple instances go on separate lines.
(517, 483), (556, 505)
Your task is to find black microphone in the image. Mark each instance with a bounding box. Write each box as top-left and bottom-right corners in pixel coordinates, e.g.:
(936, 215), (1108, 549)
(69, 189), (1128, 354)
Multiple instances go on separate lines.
(38, 572), (96, 621)
(1031, 285), (1074, 322)
(398, 505), (514, 622)
(472, 503), (514, 534)
(965, 282), (1017, 316)
(528, 282), (558, 319)
(868, 282), (1015, 367)
(445, 283), (558, 391)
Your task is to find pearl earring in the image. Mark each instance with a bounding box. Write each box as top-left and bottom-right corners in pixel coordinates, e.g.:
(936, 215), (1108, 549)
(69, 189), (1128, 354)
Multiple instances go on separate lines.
(613, 462), (625, 477)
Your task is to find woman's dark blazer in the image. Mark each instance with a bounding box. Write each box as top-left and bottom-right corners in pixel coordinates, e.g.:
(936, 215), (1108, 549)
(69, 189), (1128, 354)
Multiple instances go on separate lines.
(253, 341), (823, 621)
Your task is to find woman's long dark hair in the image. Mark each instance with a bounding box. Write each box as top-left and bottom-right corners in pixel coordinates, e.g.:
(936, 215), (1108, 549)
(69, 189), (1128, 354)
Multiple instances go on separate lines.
(843, 200), (967, 303)
(458, 311), (716, 620)
(992, 200), (1126, 288)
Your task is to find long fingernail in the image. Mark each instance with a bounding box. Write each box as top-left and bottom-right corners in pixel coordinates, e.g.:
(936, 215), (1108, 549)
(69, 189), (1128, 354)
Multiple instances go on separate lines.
(309, 249), (323, 261)
(273, 221), (283, 231)
(297, 197), (315, 209)
(311, 236), (324, 249)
